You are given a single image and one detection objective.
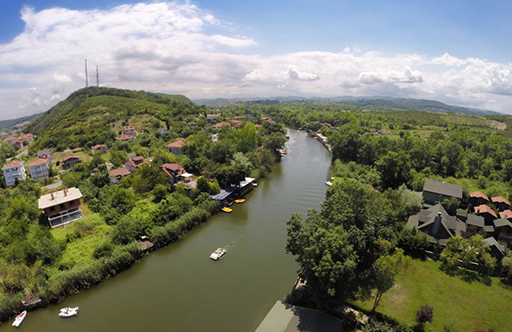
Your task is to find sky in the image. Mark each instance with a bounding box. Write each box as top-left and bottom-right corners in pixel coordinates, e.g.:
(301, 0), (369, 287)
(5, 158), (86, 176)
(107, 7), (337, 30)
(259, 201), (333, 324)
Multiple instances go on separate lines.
(0, 0), (512, 120)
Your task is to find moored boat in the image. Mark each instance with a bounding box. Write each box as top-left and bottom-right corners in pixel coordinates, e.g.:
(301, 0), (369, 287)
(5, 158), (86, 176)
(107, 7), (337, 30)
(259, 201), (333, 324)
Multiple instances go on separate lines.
(221, 207), (233, 213)
(12, 310), (27, 327)
(234, 199), (245, 203)
(59, 306), (79, 317)
(210, 248), (226, 260)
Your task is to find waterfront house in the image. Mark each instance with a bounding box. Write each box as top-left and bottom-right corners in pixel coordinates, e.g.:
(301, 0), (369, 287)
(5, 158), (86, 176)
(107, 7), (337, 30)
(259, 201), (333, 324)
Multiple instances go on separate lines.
(166, 138), (186, 155)
(92, 144), (108, 154)
(422, 179), (463, 206)
(2, 160), (27, 187)
(38, 187), (83, 228)
(108, 167), (131, 184)
(28, 158), (49, 182)
(60, 155), (82, 170)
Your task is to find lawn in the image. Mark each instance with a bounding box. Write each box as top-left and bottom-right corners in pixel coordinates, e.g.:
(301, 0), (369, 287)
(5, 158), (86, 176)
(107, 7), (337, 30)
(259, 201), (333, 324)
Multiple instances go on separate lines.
(357, 259), (512, 332)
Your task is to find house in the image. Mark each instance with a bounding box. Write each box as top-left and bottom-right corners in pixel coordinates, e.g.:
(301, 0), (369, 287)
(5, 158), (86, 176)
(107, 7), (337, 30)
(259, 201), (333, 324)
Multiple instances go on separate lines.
(108, 167), (131, 184)
(474, 204), (498, 226)
(2, 160), (27, 187)
(37, 149), (53, 162)
(92, 144), (108, 154)
(13, 140), (24, 150)
(422, 179), (463, 205)
(211, 133), (218, 142)
(492, 218), (512, 247)
(483, 237), (506, 261)
(3, 136), (18, 146)
(28, 158), (49, 182)
(187, 122), (198, 128)
(499, 210), (512, 220)
(166, 138), (186, 155)
(123, 125), (137, 137)
(406, 203), (465, 246)
(212, 122), (230, 129)
(18, 133), (34, 144)
(469, 191), (490, 207)
(115, 133), (135, 142)
(124, 155), (148, 172)
(160, 163), (186, 184)
(60, 155), (82, 170)
(491, 196), (511, 212)
(38, 187), (83, 228)
(206, 113), (221, 123)
(72, 147), (82, 153)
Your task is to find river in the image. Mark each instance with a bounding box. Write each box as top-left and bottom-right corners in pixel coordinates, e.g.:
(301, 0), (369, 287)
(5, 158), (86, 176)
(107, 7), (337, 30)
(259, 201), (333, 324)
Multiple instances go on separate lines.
(3, 129), (332, 332)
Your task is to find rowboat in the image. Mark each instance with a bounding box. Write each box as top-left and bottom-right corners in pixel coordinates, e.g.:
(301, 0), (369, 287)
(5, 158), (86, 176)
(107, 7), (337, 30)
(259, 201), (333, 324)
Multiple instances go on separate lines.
(221, 207), (232, 213)
(12, 310), (27, 327)
(235, 199), (245, 203)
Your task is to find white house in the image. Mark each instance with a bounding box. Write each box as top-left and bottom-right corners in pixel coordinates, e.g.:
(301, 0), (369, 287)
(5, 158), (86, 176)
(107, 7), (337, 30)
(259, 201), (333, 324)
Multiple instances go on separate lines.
(28, 158), (49, 182)
(2, 160), (27, 187)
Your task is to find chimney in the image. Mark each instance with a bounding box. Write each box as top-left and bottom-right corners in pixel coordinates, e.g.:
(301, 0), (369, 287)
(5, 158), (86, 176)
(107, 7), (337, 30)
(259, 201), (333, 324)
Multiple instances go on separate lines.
(64, 188), (67, 196)
(51, 192), (54, 200)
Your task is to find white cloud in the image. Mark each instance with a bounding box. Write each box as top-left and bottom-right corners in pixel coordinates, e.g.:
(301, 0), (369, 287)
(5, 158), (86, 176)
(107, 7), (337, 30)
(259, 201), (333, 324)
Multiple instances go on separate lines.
(0, 2), (512, 119)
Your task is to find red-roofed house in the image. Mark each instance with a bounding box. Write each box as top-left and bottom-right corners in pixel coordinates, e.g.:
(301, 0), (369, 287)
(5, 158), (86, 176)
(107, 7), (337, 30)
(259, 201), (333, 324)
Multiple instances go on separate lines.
(115, 133), (135, 142)
(2, 160), (27, 187)
(37, 149), (53, 162)
(499, 210), (512, 220)
(61, 155), (82, 170)
(92, 144), (108, 154)
(3, 136), (18, 146)
(166, 138), (186, 155)
(469, 191), (490, 207)
(212, 122), (230, 129)
(18, 133), (34, 144)
(474, 204), (498, 225)
(108, 167), (131, 184)
(160, 163), (186, 184)
(124, 155), (148, 172)
(28, 158), (49, 182)
(491, 196), (511, 211)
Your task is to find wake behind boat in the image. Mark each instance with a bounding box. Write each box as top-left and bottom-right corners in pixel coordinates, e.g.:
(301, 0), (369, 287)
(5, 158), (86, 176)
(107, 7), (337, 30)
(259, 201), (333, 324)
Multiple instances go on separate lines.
(210, 248), (226, 260)
(59, 306), (79, 317)
(12, 310), (27, 327)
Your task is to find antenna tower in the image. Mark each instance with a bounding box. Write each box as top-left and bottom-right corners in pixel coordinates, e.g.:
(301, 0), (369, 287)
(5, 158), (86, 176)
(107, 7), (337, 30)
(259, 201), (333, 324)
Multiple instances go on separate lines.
(96, 65), (99, 87)
(85, 59), (89, 88)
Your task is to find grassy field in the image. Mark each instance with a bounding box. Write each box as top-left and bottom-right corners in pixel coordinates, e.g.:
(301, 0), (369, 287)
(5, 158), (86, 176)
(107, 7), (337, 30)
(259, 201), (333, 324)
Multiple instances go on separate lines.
(357, 259), (512, 332)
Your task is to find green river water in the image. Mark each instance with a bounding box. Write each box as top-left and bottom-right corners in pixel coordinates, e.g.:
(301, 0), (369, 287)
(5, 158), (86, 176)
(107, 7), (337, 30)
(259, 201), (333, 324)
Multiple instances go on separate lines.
(2, 129), (332, 332)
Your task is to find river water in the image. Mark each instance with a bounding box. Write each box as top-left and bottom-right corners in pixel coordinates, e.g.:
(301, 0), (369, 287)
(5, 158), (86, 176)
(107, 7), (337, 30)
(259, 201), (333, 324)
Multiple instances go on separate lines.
(3, 129), (332, 332)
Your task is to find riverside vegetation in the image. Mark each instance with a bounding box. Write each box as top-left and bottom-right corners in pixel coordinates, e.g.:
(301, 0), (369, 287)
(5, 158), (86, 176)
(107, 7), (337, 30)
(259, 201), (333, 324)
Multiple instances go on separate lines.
(2, 89), (512, 331)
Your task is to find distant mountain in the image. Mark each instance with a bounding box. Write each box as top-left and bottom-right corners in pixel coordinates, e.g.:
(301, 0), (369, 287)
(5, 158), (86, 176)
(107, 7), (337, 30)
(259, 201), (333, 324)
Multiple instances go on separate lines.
(0, 113), (42, 132)
(193, 96), (501, 116)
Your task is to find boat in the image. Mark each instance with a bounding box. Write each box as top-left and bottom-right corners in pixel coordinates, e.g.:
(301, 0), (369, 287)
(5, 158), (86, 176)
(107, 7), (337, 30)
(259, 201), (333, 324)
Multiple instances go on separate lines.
(12, 310), (27, 327)
(221, 207), (232, 213)
(59, 306), (79, 317)
(325, 181), (332, 186)
(234, 199), (245, 204)
(210, 248), (226, 260)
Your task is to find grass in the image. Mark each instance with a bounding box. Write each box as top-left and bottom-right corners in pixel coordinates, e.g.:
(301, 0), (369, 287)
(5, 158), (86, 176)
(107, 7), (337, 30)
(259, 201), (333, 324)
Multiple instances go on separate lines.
(357, 259), (512, 332)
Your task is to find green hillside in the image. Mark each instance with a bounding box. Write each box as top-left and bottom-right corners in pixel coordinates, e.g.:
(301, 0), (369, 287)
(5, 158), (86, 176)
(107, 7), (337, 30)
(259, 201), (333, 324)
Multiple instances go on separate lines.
(26, 87), (194, 152)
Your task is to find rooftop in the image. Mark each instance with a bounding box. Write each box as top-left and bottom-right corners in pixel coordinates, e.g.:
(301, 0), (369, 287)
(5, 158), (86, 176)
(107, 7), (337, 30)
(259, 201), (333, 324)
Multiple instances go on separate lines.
(423, 179), (462, 199)
(38, 187), (83, 210)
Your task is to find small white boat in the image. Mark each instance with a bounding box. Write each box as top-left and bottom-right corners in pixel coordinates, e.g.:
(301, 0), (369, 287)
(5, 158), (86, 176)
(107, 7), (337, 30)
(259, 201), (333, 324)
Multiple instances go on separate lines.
(59, 306), (79, 317)
(210, 248), (226, 261)
(325, 181), (332, 186)
(12, 310), (27, 327)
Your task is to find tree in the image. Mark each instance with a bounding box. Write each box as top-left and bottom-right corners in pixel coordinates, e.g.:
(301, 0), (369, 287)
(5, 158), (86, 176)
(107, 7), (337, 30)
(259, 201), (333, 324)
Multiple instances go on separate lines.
(416, 304), (433, 327)
(441, 235), (496, 275)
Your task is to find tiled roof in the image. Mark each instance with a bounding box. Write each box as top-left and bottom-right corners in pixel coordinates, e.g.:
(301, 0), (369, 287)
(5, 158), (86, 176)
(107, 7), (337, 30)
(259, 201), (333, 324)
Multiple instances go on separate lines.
(28, 158), (49, 167)
(166, 138), (186, 148)
(474, 204), (498, 218)
(109, 167), (131, 177)
(491, 196), (511, 206)
(469, 191), (489, 201)
(116, 134), (135, 141)
(61, 155), (82, 162)
(2, 160), (23, 169)
(499, 210), (512, 219)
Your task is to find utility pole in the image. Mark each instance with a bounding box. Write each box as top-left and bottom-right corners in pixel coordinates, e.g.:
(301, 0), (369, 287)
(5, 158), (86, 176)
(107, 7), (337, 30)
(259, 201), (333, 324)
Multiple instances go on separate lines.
(96, 65), (99, 87)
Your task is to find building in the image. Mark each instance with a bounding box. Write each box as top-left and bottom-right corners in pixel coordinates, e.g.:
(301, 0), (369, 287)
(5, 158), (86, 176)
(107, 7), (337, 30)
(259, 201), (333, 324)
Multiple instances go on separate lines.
(37, 149), (53, 163)
(206, 113), (221, 123)
(18, 133), (34, 144)
(3, 136), (18, 146)
(60, 155), (82, 170)
(28, 158), (50, 182)
(474, 204), (498, 225)
(38, 187), (83, 228)
(491, 196), (511, 212)
(160, 163), (186, 185)
(108, 167), (131, 184)
(422, 179), (463, 205)
(115, 133), (135, 142)
(469, 191), (490, 208)
(92, 144), (108, 154)
(2, 160), (27, 187)
(124, 155), (148, 172)
(166, 138), (186, 155)
(123, 125), (137, 137)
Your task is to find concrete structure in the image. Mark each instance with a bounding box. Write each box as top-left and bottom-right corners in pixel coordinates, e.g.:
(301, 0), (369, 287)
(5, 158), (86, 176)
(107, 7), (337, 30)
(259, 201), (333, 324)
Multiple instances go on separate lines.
(38, 187), (83, 227)
(2, 160), (27, 186)
(28, 158), (49, 182)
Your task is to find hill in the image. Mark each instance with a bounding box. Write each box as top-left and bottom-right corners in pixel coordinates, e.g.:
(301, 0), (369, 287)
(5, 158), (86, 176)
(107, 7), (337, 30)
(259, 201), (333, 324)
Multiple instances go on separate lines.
(194, 96), (500, 116)
(26, 87), (194, 151)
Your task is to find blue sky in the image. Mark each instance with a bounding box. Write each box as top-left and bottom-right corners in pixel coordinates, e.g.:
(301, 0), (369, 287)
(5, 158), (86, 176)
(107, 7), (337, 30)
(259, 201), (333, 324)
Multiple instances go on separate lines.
(0, 0), (511, 119)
